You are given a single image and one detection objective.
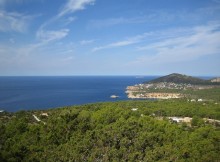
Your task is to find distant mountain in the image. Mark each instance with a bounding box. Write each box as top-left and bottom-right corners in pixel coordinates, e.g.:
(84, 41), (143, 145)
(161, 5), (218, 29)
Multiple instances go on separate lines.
(145, 73), (212, 85)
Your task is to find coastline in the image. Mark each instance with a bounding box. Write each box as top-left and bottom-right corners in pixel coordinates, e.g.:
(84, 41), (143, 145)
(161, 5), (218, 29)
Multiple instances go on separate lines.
(0, 76), (152, 112)
(126, 89), (182, 99)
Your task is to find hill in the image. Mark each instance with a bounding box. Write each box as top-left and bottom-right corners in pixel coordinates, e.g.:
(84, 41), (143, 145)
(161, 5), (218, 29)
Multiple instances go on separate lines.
(145, 73), (211, 85)
(127, 73), (220, 100)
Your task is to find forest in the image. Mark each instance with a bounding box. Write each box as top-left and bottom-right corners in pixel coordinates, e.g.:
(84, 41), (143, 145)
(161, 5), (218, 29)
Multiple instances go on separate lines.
(0, 99), (220, 161)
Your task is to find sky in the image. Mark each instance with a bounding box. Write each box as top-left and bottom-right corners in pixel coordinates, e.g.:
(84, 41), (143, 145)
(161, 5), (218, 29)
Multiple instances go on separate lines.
(0, 0), (220, 76)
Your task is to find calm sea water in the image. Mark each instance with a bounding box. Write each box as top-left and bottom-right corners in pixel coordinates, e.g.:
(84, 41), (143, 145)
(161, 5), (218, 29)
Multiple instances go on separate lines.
(0, 76), (156, 112)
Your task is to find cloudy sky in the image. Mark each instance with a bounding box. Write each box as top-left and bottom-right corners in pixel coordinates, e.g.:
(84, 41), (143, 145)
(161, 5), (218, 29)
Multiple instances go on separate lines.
(0, 0), (220, 76)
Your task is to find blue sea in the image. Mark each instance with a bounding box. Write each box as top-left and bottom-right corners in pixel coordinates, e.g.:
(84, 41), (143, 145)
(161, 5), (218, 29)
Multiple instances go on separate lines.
(0, 76), (156, 112)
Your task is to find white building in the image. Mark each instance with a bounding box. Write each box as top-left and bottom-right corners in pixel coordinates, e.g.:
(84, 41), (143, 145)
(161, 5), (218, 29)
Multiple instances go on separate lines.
(131, 108), (138, 111)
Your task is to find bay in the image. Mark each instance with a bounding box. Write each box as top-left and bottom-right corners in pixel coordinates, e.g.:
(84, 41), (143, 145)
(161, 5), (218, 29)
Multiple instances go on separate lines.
(0, 76), (156, 112)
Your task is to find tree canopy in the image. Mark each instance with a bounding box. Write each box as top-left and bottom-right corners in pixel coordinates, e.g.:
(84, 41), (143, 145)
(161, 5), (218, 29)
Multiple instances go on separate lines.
(0, 100), (220, 161)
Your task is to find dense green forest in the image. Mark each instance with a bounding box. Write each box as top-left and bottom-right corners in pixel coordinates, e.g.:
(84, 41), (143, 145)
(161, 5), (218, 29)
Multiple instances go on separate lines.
(0, 100), (220, 161)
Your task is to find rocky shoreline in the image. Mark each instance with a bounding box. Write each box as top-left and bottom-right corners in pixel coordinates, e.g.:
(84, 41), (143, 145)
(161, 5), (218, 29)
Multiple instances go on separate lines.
(126, 88), (182, 99)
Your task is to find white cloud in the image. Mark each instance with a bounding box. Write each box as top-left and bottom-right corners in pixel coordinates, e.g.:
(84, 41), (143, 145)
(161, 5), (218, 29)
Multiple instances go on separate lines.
(92, 33), (151, 52)
(134, 23), (220, 64)
(92, 22), (220, 53)
(38, 0), (95, 35)
(0, 38), (76, 73)
(64, 16), (77, 25)
(61, 56), (74, 62)
(58, 0), (95, 17)
(88, 5), (220, 29)
(88, 15), (164, 29)
(0, 11), (32, 32)
(92, 40), (137, 52)
(36, 29), (69, 43)
(6, 29), (71, 58)
(80, 39), (95, 45)
(88, 12), (177, 29)
(88, 17), (139, 29)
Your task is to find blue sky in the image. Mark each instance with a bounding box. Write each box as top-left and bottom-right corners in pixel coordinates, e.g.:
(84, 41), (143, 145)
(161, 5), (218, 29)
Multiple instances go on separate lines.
(0, 0), (220, 76)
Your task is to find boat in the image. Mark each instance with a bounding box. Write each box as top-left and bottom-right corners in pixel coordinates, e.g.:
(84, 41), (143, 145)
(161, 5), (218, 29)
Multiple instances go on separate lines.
(110, 95), (119, 98)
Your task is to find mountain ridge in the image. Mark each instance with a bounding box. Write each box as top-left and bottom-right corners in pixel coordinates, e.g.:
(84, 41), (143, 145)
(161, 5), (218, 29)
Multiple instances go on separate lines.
(145, 73), (213, 85)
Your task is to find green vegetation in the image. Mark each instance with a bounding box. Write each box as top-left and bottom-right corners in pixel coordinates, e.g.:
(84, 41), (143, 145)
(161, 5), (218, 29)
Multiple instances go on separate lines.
(127, 74), (220, 101)
(183, 87), (220, 101)
(146, 73), (219, 85)
(0, 100), (220, 161)
(135, 87), (220, 101)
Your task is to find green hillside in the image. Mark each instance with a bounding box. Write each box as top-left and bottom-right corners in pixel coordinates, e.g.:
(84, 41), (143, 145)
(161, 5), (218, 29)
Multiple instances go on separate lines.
(0, 100), (220, 161)
(146, 73), (212, 85)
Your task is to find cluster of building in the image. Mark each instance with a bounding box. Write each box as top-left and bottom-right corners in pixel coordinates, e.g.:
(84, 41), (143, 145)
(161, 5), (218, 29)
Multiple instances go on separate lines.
(131, 82), (214, 90)
(131, 109), (220, 126)
(126, 91), (182, 99)
(211, 77), (220, 83)
(125, 82), (216, 99)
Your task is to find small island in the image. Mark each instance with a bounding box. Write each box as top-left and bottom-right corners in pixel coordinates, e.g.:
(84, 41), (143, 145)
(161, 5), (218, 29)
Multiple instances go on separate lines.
(126, 73), (220, 100)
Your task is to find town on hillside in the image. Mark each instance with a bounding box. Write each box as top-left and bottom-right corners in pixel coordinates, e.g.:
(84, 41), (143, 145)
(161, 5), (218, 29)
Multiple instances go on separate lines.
(126, 73), (220, 100)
